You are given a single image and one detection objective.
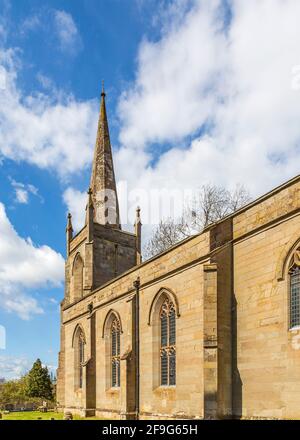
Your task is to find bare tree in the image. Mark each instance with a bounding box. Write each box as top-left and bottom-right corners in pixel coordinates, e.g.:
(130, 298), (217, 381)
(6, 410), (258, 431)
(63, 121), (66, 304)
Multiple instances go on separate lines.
(143, 217), (189, 260)
(187, 184), (230, 231)
(144, 184), (251, 259)
(227, 183), (252, 212)
(187, 183), (251, 231)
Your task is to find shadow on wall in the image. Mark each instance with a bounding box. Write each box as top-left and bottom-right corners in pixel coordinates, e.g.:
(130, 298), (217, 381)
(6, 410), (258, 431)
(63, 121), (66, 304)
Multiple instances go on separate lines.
(232, 294), (243, 419)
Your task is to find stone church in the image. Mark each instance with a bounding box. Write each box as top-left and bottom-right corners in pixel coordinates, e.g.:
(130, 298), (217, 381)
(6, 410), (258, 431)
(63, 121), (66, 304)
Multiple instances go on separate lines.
(57, 87), (300, 420)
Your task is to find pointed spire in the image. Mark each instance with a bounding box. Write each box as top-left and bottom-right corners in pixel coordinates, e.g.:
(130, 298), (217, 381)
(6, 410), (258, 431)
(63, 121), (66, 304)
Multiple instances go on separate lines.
(88, 84), (121, 228)
(66, 213), (73, 256)
(86, 187), (94, 242)
(66, 212), (73, 232)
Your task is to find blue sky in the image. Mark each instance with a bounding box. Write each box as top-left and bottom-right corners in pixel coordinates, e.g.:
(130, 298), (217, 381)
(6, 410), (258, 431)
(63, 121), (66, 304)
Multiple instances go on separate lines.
(1, 0), (300, 378)
(0, 0), (167, 378)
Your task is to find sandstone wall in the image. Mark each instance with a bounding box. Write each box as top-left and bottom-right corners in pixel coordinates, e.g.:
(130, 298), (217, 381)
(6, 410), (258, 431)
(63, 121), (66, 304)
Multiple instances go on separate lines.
(233, 177), (300, 419)
(61, 232), (210, 419)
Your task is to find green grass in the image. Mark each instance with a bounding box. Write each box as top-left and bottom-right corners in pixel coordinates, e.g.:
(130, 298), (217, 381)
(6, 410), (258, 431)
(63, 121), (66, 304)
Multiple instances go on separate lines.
(1, 411), (102, 420)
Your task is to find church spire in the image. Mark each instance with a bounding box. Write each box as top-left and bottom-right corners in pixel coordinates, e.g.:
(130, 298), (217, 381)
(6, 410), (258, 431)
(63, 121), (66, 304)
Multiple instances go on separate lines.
(89, 83), (121, 228)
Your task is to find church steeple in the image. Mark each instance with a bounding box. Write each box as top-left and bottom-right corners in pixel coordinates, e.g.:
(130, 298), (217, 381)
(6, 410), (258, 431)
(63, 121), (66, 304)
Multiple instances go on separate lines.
(89, 83), (121, 228)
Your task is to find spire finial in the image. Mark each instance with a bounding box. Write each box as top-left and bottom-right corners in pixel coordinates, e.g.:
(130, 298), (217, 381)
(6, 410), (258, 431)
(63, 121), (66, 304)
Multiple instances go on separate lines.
(135, 205), (142, 227)
(135, 206), (142, 265)
(87, 187), (93, 208)
(66, 212), (73, 256)
(136, 206), (141, 219)
(66, 212), (73, 232)
(101, 80), (105, 97)
(86, 187), (94, 241)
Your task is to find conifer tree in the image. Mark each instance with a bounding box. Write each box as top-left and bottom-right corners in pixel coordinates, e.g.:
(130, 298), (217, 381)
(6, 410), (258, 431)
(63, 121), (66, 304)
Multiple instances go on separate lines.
(25, 359), (53, 401)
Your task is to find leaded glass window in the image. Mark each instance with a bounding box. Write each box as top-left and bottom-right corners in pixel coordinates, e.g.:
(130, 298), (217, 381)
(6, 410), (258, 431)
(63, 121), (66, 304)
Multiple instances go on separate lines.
(78, 331), (85, 389)
(111, 317), (121, 387)
(160, 298), (176, 386)
(290, 265), (300, 328)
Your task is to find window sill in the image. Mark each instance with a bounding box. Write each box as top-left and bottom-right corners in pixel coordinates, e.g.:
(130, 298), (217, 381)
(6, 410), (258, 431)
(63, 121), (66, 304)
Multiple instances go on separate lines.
(154, 385), (176, 393)
(289, 325), (300, 332)
(159, 385), (176, 389)
(289, 325), (300, 331)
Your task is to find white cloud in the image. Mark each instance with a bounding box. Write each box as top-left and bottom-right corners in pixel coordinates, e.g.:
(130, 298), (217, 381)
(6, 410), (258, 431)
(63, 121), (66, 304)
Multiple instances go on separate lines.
(9, 179), (41, 204)
(0, 356), (32, 379)
(0, 355), (57, 379)
(118, 0), (227, 148)
(36, 72), (54, 91)
(0, 202), (64, 319)
(20, 14), (41, 35)
(3, 0), (300, 246)
(0, 48), (97, 178)
(20, 9), (81, 55)
(54, 10), (82, 54)
(63, 187), (87, 231)
(116, 0), (300, 215)
(60, 0), (300, 244)
(15, 188), (28, 204)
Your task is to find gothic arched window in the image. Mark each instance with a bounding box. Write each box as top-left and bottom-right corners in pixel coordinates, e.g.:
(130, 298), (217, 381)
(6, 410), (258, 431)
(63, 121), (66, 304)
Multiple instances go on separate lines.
(73, 253), (84, 301)
(160, 298), (176, 386)
(73, 327), (85, 390)
(290, 265), (300, 328)
(78, 332), (85, 388)
(111, 317), (121, 387)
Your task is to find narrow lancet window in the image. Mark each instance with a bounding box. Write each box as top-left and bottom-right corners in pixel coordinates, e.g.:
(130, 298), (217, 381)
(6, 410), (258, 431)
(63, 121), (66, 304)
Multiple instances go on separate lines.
(78, 332), (85, 388)
(160, 298), (176, 386)
(290, 265), (300, 328)
(111, 317), (121, 387)
(74, 328), (85, 390)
